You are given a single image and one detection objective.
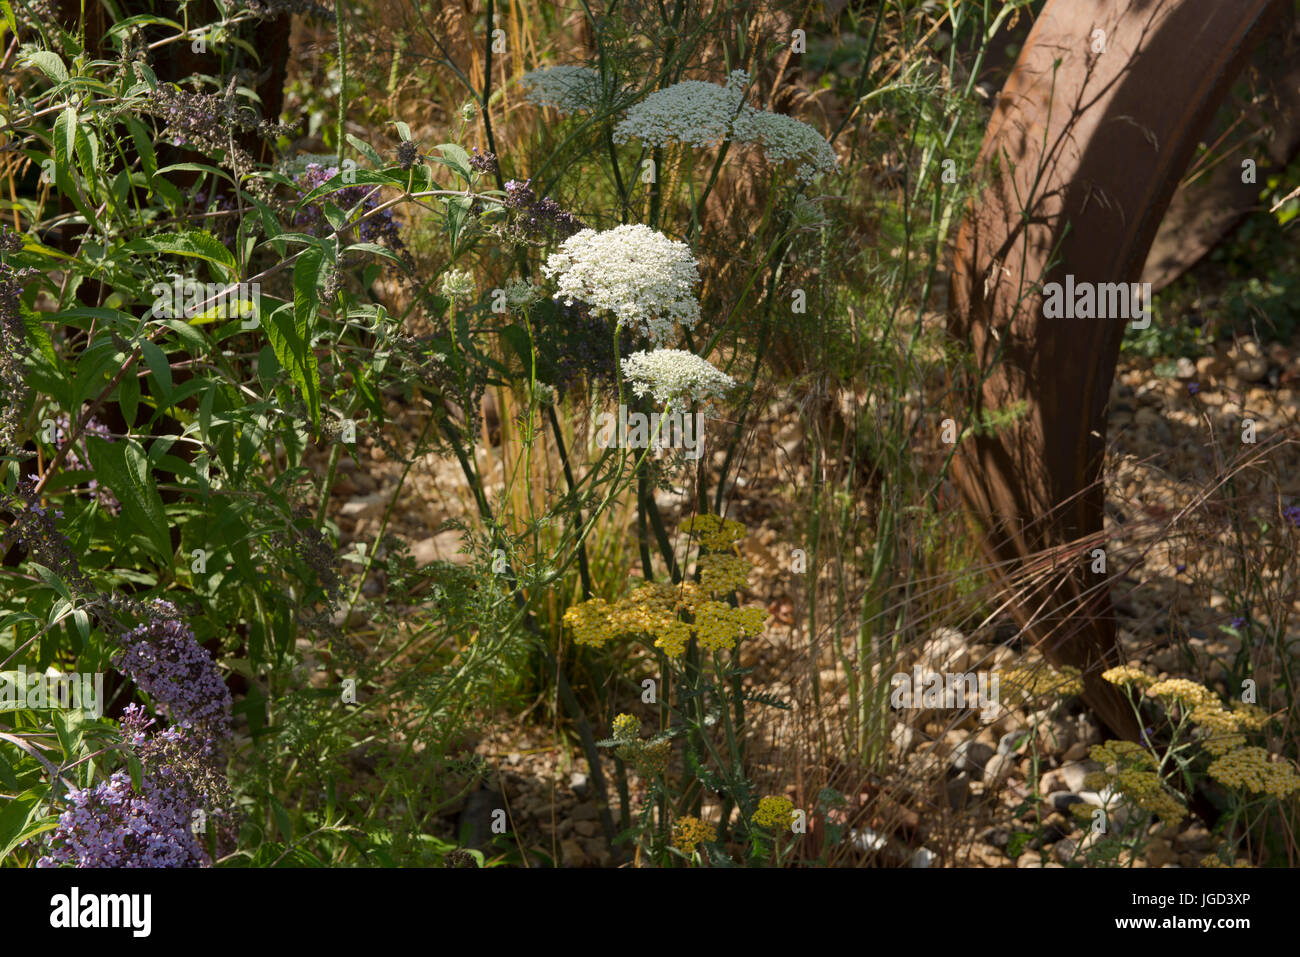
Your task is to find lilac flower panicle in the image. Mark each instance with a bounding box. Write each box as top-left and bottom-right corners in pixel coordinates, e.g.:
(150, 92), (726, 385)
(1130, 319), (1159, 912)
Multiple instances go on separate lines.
(35, 770), (209, 868)
(113, 600), (233, 743)
(502, 178), (585, 240)
(1283, 504), (1300, 529)
(468, 147), (498, 176)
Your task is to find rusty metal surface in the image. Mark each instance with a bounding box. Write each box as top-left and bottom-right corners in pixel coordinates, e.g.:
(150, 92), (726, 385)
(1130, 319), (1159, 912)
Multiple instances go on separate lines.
(949, 0), (1285, 736)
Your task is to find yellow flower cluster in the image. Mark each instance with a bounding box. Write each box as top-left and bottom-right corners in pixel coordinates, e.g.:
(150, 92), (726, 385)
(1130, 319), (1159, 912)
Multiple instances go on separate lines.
(1230, 701), (1271, 731)
(563, 574), (768, 660)
(612, 712), (639, 741)
(1203, 732), (1247, 756)
(1188, 704), (1250, 754)
(1089, 740), (1157, 771)
(751, 795), (795, 830)
(1198, 854), (1251, 868)
(1113, 768), (1186, 826)
(1206, 747), (1300, 798)
(681, 513), (746, 551)
(1002, 664), (1084, 701)
(563, 598), (618, 648)
(693, 601), (768, 653)
(671, 815), (717, 854)
(1145, 678), (1217, 710)
(1102, 665), (1155, 689)
(697, 553), (753, 594)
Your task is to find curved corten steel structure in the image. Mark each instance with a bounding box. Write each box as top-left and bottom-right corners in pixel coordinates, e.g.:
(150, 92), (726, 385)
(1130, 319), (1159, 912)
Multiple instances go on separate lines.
(949, 0), (1285, 737)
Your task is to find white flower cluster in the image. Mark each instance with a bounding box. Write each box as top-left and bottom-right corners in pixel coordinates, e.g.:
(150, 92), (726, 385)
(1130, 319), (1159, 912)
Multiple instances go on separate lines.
(441, 268), (475, 299)
(611, 68), (837, 182)
(503, 278), (540, 310)
(612, 70), (751, 149)
(542, 224), (701, 344)
(621, 349), (734, 409)
(731, 107), (840, 182)
(519, 66), (603, 115)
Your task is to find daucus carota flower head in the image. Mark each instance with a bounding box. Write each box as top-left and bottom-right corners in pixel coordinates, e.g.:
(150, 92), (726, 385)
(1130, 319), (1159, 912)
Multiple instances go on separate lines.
(752, 795), (795, 830)
(441, 268), (475, 299)
(620, 349), (733, 409)
(503, 278), (540, 310)
(731, 106), (839, 182)
(542, 225), (700, 343)
(519, 65), (604, 115)
(613, 71), (750, 149)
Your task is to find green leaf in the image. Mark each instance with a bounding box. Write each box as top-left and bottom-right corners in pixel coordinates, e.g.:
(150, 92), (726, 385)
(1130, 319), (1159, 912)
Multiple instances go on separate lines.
(434, 143), (472, 181)
(260, 250), (322, 428)
(270, 795), (293, 843)
(86, 436), (173, 565)
(0, 795), (43, 861)
(124, 230), (237, 280)
(345, 133), (383, 168)
(140, 340), (173, 405)
(23, 51), (67, 84)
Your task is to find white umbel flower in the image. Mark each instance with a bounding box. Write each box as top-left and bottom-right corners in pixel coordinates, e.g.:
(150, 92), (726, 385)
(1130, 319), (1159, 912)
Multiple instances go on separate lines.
(731, 106), (839, 182)
(542, 224), (701, 344)
(621, 349), (733, 408)
(612, 70), (750, 149)
(519, 66), (603, 114)
(441, 268), (475, 299)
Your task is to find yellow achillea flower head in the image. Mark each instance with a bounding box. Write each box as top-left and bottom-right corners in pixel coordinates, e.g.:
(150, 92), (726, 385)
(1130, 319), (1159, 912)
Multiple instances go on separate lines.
(612, 713), (638, 742)
(1102, 665), (1155, 689)
(1206, 747), (1300, 798)
(693, 601), (768, 653)
(634, 739), (671, 777)
(671, 815), (717, 854)
(653, 619), (692, 658)
(1090, 740), (1157, 771)
(1113, 768), (1186, 825)
(617, 582), (683, 637)
(1146, 678), (1217, 710)
(1189, 705), (1238, 734)
(1203, 732), (1247, 756)
(751, 795), (795, 830)
(697, 553), (753, 595)
(681, 513), (746, 551)
(1229, 701), (1271, 731)
(563, 598), (617, 648)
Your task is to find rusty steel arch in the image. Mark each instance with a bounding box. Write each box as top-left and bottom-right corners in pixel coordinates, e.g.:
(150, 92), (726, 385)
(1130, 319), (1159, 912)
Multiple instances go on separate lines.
(948, 0), (1286, 737)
